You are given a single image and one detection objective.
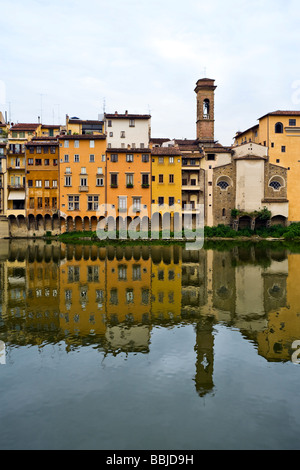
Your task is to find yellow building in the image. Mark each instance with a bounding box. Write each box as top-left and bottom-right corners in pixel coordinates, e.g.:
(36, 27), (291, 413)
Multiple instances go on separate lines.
(151, 146), (182, 233)
(65, 116), (104, 136)
(234, 111), (300, 222)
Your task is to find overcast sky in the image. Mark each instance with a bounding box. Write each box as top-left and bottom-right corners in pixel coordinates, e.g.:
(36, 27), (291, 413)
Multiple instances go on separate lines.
(1, 0), (300, 146)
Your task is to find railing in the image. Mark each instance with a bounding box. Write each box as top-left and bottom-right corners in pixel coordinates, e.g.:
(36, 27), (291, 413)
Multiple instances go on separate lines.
(8, 184), (25, 190)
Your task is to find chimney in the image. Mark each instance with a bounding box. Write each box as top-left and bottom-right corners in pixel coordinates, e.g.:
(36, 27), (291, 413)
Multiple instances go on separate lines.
(125, 110), (128, 116)
(115, 111), (118, 116)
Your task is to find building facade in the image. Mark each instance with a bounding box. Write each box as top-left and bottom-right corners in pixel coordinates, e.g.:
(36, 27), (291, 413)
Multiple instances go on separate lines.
(58, 134), (107, 232)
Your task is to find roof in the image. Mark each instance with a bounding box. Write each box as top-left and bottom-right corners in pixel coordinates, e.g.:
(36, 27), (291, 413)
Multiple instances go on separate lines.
(106, 148), (151, 153)
(26, 140), (59, 146)
(259, 110), (300, 120)
(41, 124), (61, 129)
(68, 119), (103, 124)
(10, 123), (40, 131)
(105, 113), (151, 120)
(150, 138), (171, 144)
(234, 124), (259, 137)
(59, 134), (106, 140)
(151, 147), (181, 156)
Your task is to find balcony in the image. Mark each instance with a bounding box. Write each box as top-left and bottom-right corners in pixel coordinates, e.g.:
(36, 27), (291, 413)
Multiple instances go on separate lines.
(8, 184), (25, 190)
(182, 180), (201, 191)
(79, 185), (89, 192)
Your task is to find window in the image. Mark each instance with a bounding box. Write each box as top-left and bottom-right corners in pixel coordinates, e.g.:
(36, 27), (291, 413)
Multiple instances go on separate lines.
(68, 195), (80, 210)
(36, 180), (42, 187)
(289, 119), (296, 126)
(52, 197), (57, 209)
(109, 132), (113, 137)
(27, 180), (33, 187)
(126, 174), (134, 186)
(158, 197), (164, 206)
(222, 208), (226, 217)
(74, 154), (80, 162)
(111, 173), (118, 187)
(142, 154), (149, 162)
(118, 196), (127, 212)
(126, 154), (133, 162)
(169, 174), (174, 183)
(132, 197), (141, 212)
(65, 176), (72, 186)
(169, 156), (174, 163)
(81, 167), (87, 174)
(207, 154), (215, 161)
(97, 167), (103, 174)
(275, 122), (283, 133)
(111, 154), (118, 162)
(140, 143), (144, 149)
(129, 119), (135, 127)
(36, 146), (42, 154)
(52, 180), (57, 188)
(44, 159), (50, 166)
(80, 177), (88, 187)
(107, 120), (112, 127)
(74, 140), (80, 148)
(120, 131), (125, 138)
(169, 197), (175, 206)
(271, 143), (274, 148)
(217, 180), (229, 189)
(89, 154), (95, 162)
(29, 197), (34, 209)
(159, 174), (164, 183)
(142, 174), (149, 186)
(43, 146), (49, 154)
(44, 180), (50, 188)
(45, 197), (50, 208)
(102, 154), (106, 162)
(90, 140), (95, 148)
(158, 157), (164, 164)
(87, 195), (99, 210)
(96, 177), (104, 186)
(281, 146), (286, 152)
(64, 140), (69, 148)
(50, 146), (56, 154)
(35, 159), (42, 166)
(118, 265), (127, 281)
(53, 159), (58, 166)
(37, 197), (43, 209)
(126, 289), (134, 303)
(64, 154), (69, 162)
(132, 264), (141, 281)
(29, 147), (34, 154)
(28, 158), (33, 165)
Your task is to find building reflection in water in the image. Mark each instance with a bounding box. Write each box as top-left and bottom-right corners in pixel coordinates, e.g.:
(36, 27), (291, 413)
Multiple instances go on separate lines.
(0, 239), (300, 397)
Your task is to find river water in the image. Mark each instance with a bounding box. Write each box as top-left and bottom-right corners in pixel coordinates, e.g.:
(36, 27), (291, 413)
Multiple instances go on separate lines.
(0, 239), (300, 450)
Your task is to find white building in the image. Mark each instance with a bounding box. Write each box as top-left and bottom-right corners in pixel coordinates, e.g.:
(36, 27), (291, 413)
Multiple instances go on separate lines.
(104, 111), (151, 149)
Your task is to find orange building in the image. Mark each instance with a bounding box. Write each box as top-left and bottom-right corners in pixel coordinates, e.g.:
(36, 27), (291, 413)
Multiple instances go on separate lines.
(58, 134), (106, 232)
(25, 137), (60, 233)
(106, 148), (151, 232)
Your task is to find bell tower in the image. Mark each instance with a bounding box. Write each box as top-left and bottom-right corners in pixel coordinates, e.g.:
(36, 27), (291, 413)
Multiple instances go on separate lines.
(194, 78), (217, 143)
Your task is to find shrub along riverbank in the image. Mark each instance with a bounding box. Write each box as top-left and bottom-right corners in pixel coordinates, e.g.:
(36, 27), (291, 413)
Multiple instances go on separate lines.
(54, 222), (300, 245)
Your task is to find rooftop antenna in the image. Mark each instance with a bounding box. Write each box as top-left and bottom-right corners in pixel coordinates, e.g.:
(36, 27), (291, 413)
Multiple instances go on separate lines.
(39, 93), (46, 123)
(103, 98), (106, 114)
(203, 66), (207, 78)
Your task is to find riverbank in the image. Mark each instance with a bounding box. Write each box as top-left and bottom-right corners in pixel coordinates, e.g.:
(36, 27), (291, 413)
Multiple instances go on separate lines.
(53, 223), (300, 245)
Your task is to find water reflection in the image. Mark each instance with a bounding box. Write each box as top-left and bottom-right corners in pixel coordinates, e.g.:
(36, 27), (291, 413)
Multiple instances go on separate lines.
(0, 239), (299, 398)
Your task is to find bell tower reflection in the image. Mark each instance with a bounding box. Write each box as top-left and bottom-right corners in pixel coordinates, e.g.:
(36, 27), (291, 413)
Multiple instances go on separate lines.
(194, 316), (215, 397)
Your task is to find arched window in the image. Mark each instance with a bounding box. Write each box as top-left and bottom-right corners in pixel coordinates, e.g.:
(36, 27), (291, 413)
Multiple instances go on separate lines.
(203, 99), (210, 117)
(269, 175), (284, 191)
(275, 122), (283, 134)
(217, 180), (229, 190)
(269, 180), (282, 190)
